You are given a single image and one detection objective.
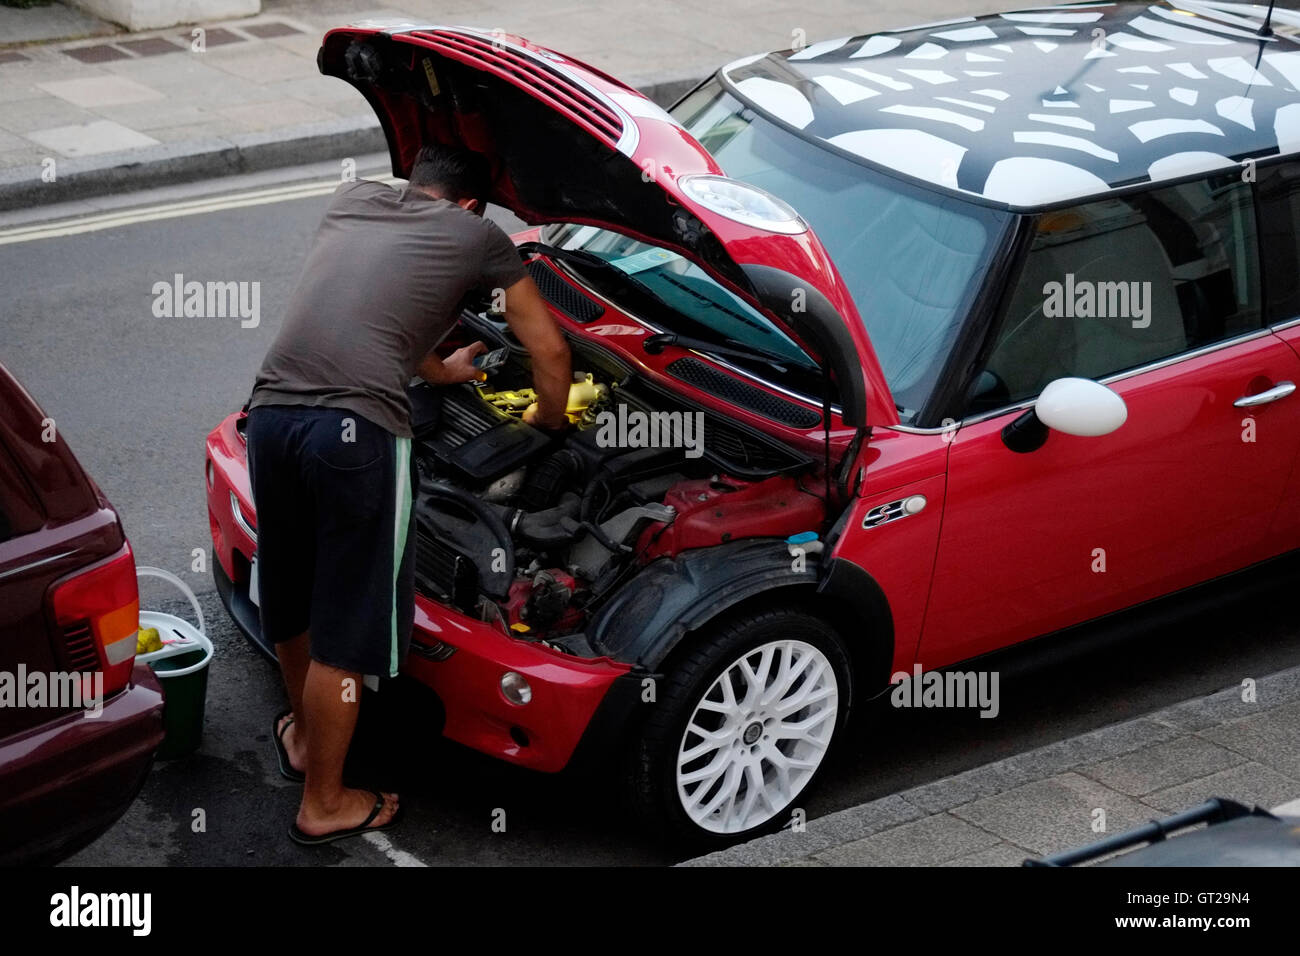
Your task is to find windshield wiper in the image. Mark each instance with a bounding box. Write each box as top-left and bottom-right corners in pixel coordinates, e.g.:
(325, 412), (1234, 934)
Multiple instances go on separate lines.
(516, 241), (664, 306)
(522, 241), (809, 374)
(642, 331), (798, 372)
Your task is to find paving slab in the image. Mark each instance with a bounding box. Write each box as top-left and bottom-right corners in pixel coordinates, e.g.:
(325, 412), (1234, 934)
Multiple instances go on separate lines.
(28, 117), (159, 156)
(36, 74), (164, 107)
(1078, 735), (1248, 798)
(1198, 700), (1300, 779)
(1142, 762), (1300, 815)
(814, 811), (1003, 866)
(948, 772), (1159, 858)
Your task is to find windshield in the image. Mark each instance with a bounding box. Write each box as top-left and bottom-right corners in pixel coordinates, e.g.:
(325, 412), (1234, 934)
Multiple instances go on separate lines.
(547, 78), (1011, 423)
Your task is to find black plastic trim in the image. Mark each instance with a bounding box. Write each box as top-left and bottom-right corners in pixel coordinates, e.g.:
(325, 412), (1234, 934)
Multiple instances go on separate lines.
(528, 259), (606, 323)
(213, 559), (275, 661)
(666, 357), (823, 428)
(738, 263), (867, 426)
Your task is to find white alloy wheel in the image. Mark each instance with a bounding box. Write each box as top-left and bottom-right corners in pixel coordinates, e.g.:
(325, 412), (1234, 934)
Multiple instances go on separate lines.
(675, 639), (839, 834)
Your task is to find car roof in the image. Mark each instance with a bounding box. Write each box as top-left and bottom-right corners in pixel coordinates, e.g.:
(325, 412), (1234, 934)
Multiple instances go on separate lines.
(719, 2), (1300, 209)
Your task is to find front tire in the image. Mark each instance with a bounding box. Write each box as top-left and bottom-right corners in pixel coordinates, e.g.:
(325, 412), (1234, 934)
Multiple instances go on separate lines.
(627, 606), (852, 845)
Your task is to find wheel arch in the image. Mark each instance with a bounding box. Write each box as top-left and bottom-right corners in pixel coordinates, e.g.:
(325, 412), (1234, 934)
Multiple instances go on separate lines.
(587, 540), (895, 693)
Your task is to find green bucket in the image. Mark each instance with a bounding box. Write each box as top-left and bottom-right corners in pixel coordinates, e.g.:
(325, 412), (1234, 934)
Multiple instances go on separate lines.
(136, 567), (213, 760)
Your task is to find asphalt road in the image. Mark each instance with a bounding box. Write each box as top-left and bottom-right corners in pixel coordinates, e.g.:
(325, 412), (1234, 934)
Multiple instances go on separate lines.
(4, 164), (1299, 866)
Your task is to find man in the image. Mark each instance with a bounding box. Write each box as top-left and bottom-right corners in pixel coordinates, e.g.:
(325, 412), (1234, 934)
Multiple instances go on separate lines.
(245, 144), (571, 844)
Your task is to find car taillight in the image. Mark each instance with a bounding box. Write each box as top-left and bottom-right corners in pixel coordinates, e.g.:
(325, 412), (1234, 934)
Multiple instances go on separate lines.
(47, 543), (139, 700)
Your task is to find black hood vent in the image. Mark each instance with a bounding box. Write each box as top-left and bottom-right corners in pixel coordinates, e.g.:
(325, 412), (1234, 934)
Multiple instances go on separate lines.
(527, 259), (605, 324)
(667, 357), (822, 429)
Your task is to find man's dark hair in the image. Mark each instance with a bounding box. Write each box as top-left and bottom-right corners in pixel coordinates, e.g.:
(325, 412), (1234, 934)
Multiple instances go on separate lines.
(408, 144), (492, 202)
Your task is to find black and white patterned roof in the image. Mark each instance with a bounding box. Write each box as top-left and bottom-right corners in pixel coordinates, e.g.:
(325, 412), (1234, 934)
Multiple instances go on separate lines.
(721, 2), (1300, 207)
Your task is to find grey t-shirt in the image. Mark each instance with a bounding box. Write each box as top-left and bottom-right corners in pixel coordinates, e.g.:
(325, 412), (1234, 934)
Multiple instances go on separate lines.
(250, 180), (529, 437)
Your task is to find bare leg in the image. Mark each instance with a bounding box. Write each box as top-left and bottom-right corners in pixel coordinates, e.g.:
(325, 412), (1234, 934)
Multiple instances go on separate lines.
(295, 658), (398, 835)
(275, 630), (310, 774)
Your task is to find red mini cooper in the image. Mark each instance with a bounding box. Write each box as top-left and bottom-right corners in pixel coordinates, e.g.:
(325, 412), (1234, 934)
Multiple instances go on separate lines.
(207, 3), (1300, 842)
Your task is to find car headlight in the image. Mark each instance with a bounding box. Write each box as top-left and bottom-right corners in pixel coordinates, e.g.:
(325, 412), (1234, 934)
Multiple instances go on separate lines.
(678, 174), (807, 234)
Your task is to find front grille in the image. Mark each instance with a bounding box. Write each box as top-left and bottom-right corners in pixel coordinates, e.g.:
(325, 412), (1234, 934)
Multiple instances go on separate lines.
(667, 357), (823, 429)
(62, 622), (100, 672)
(528, 259), (605, 323)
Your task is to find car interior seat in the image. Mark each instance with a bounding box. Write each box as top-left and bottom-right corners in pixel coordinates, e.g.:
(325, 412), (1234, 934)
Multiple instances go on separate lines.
(983, 212), (1185, 405)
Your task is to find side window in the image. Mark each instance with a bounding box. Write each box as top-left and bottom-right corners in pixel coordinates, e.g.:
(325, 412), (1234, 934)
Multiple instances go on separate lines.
(968, 174), (1261, 414)
(1257, 161), (1300, 324)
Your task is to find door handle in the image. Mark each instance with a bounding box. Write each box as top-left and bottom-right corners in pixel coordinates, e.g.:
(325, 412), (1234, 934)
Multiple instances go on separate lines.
(1234, 381), (1297, 408)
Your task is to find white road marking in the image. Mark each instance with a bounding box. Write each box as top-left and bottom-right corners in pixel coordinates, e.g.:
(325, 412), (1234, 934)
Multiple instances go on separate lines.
(362, 830), (428, 867)
(0, 175), (401, 246)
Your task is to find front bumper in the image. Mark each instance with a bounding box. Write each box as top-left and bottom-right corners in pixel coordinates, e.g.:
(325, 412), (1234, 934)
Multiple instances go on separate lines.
(403, 598), (630, 772)
(206, 414), (632, 773)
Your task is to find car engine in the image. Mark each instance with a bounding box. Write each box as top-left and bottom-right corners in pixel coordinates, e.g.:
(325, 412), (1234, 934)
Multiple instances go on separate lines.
(408, 335), (826, 645)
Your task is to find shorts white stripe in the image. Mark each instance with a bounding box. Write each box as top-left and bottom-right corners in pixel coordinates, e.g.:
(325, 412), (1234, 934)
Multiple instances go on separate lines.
(390, 436), (412, 677)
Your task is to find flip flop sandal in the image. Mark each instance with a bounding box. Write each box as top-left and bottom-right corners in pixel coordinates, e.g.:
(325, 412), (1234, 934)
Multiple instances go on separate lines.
(272, 709), (306, 783)
(288, 791), (401, 846)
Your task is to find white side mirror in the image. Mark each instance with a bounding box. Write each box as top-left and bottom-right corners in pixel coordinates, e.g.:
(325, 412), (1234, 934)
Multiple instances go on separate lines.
(1035, 377), (1128, 437)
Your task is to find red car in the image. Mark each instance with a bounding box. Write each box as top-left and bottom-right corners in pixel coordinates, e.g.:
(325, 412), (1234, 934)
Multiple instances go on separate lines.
(0, 364), (164, 865)
(207, 4), (1300, 843)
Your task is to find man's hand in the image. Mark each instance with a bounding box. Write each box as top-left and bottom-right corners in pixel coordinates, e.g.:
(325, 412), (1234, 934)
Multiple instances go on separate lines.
(523, 403), (568, 431)
(417, 341), (488, 384)
(444, 342), (489, 382)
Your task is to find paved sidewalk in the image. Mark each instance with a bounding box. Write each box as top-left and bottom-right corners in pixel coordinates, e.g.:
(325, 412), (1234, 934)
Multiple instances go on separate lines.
(0, 0), (1013, 209)
(685, 664), (1300, 866)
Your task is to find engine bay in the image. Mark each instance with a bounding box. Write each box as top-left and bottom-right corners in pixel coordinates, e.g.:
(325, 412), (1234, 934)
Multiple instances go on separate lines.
(408, 331), (826, 650)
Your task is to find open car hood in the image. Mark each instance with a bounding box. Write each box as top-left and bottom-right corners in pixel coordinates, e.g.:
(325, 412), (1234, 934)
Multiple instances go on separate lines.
(319, 22), (895, 427)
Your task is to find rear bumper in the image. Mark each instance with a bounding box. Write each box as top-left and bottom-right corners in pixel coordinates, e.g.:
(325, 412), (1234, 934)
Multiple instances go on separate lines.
(206, 415), (632, 773)
(0, 664), (165, 865)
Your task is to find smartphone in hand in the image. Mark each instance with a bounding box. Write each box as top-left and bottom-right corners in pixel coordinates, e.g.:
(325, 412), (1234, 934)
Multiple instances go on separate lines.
(472, 347), (508, 372)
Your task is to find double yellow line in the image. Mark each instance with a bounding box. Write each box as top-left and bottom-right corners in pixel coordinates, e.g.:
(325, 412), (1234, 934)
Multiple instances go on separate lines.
(0, 174), (400, 246)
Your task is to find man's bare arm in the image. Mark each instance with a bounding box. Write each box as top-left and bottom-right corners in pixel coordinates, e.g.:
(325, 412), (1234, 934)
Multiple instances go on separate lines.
(501, 275), (571, 428)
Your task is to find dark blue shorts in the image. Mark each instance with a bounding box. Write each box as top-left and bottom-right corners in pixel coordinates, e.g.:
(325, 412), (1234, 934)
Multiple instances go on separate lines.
(245, 404), (415, 677)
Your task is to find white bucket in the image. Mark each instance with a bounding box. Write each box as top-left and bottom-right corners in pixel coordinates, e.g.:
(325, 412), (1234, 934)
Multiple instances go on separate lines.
(136, 566), (210, 672)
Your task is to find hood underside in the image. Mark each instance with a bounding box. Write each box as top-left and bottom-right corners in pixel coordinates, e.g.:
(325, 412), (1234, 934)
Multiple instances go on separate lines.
(318, 23), (895, 426)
